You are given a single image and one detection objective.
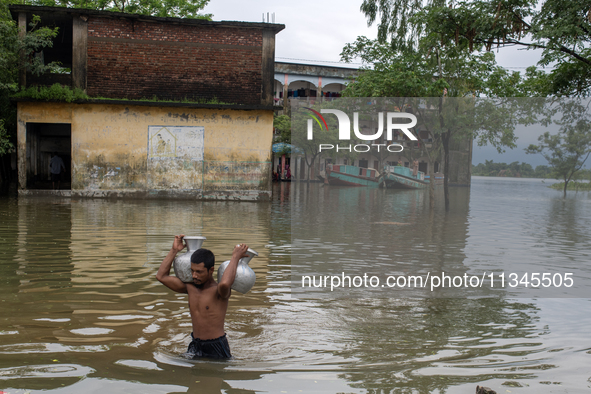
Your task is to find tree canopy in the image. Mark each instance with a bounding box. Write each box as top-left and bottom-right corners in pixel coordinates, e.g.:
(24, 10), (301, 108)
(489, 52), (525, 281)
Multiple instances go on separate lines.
(16, 0), (212, 19)
(472, 160), (553, 178)
(1, 0), (59, 163)
(340, 35), (537, 209)
(358, 0), (591, 97)
(526, 99), (591, 196)
(339, 0), (591, 205)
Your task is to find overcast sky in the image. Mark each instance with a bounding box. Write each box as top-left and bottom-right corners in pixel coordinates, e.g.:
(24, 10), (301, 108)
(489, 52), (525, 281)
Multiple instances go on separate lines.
(204, 0), (541, 70)
(204, 0), (553, 166)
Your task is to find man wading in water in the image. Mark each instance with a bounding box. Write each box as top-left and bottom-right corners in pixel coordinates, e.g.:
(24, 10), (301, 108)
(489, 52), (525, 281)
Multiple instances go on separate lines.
(156, 235), (249, 359)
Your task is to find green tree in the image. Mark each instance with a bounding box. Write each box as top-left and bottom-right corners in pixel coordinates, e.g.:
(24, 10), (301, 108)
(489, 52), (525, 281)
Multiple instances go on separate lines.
(473, 161), (549, 178)
(573, 168), (591, 182)
(1, 1), (60, 186)
(341, 43), (447, 201)
(290, 100), (361, 181)
(272, 114), (294, 164)
(534, 164), (552, 178)
(0, 120), (12, 156)
(526, 100), (591, 196)
(520, 162), (535, 178)
(19, 0), (212, 19)
(341, 0), (557, 210)
(341, 35), (529, 210)
(471, 162), (485, 176)
(360, 0), (591, 97)
(273, 114), (291, 145)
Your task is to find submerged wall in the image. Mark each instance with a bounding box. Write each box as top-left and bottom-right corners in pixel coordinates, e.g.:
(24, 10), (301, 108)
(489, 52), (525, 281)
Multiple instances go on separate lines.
(17, 101), (273, 200)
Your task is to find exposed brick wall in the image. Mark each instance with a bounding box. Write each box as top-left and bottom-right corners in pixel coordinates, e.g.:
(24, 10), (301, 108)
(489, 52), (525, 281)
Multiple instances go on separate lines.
(86, 17), (263, 105)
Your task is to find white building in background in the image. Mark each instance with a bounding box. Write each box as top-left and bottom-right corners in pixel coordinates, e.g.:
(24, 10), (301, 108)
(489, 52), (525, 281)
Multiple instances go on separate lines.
(273, 62), (356, 106)
(272, 62), (471, 186)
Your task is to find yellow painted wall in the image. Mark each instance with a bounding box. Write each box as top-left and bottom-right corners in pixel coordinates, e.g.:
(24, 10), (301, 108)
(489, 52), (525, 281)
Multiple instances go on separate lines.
(17, 102), (274, 199)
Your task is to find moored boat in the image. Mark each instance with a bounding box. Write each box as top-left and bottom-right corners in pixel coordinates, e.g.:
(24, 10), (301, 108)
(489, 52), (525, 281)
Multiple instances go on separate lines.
(379, 165), (429, 189)
(326, 164), (380, 188)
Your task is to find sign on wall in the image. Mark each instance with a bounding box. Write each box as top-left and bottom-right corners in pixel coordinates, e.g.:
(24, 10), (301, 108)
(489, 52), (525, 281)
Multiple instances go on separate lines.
(147, 126), (205, 190)
(148, 126), (204, 160)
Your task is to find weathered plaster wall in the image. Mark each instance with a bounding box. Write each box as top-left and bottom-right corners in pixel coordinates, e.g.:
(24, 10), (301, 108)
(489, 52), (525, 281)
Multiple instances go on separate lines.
(17, 102), (273, 200)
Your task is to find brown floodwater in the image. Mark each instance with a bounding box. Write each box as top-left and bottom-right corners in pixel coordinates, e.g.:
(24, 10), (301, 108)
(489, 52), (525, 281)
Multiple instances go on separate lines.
(0, 178), (590, 393)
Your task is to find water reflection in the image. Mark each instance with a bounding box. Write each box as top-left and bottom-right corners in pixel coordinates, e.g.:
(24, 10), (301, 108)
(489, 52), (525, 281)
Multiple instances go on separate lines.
(0, 197), (19, 307)
(0, 178), (590, 393)
(334, 298), (541, 393)
(544, 197), (591, 252)
(290, 184), (479, 298)
(1, 196), (280, 393)
(464, 178), (591, 297)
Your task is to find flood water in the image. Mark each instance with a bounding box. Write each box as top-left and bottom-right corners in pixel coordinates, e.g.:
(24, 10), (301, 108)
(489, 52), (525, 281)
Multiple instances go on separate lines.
(1, 177), (590, 393)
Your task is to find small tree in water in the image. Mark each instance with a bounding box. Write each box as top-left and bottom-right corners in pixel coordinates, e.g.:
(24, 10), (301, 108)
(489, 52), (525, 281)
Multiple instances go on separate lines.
(526, 100), (591, 197)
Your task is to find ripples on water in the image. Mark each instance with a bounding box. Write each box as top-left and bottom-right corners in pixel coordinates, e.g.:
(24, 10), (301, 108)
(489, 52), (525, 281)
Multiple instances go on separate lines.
(0, 178), (590, 393)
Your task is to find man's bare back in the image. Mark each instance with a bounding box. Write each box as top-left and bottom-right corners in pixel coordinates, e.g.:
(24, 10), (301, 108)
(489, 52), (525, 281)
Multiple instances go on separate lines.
(156, 235), (249, 357)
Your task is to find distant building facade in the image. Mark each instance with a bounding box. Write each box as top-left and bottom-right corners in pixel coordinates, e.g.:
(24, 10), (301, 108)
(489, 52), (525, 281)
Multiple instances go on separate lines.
(10, 5), (284, 200)
(271, 62), (472, 186)
(273, 62), (357, 107)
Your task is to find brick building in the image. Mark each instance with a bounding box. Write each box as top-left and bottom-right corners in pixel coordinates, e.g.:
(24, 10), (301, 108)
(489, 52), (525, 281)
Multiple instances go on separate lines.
(10, 5), (284, 200)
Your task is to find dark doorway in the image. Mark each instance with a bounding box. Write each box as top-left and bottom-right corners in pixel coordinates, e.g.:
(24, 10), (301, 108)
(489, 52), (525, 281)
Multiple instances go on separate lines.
(419, 161), (428, 173)
(359, 159), (368, 168)
(26, 123), (72, 189)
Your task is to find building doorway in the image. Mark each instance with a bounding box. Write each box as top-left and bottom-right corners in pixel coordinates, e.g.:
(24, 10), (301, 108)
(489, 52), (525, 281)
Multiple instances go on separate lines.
(419, 161), (428, 173)
(26, 123), (71, 189)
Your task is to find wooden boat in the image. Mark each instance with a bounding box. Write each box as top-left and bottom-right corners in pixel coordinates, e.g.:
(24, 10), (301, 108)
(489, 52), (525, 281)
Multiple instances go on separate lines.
(325, 164), (380, 188)
(379, 165), (429, 189)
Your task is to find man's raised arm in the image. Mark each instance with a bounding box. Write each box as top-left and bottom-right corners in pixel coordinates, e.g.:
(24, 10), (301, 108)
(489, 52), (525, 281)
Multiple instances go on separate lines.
(156, 235), (188, 293)
(217, 244), (249, 299)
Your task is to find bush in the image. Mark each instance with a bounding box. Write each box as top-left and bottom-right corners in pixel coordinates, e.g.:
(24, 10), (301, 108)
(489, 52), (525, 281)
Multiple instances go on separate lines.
(0, 119), (13, 156)
(12, 84), (89, 102)
(550, 181), (591, 191)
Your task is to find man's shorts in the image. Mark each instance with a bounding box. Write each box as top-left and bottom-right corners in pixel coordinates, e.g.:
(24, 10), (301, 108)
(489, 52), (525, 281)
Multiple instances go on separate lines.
(51, 173), (60, 181)
(185, 333), (232, 359)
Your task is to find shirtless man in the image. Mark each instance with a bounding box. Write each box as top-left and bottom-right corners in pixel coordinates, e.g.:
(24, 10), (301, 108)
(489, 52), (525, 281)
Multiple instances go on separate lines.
(156, 235), (249, 359)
